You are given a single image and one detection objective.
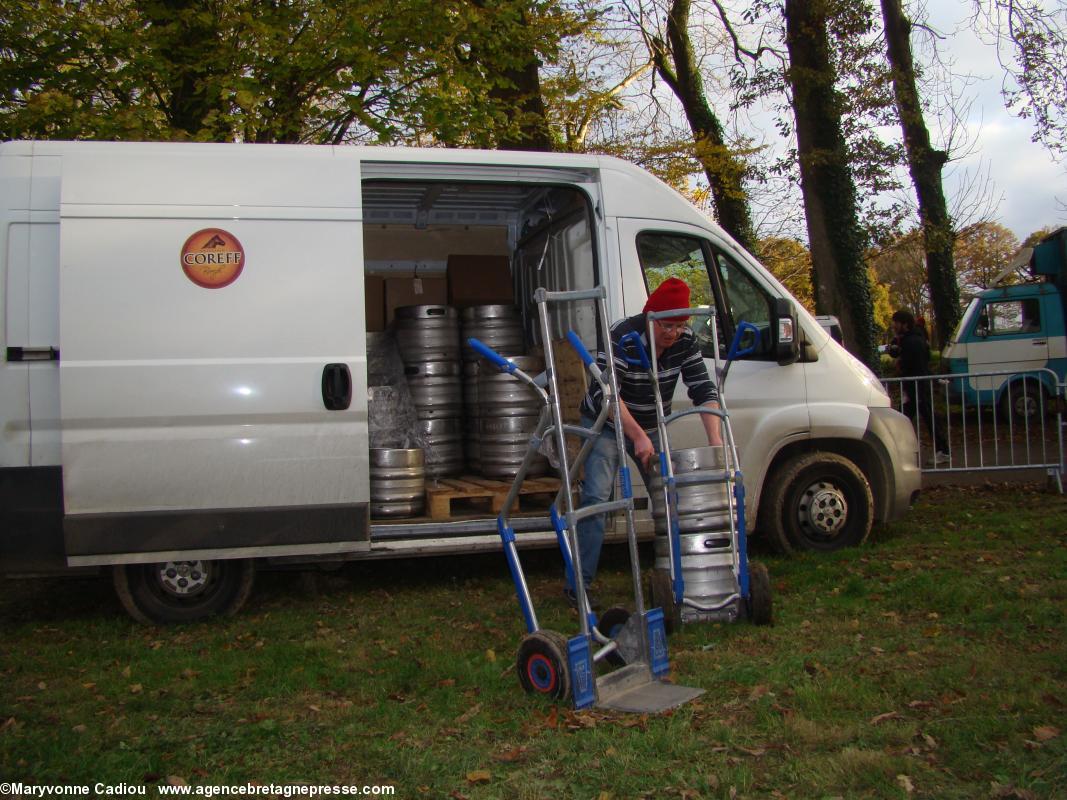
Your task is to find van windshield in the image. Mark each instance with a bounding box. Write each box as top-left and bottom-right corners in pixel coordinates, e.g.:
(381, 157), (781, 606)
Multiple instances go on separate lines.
(951, 298), (981, 343)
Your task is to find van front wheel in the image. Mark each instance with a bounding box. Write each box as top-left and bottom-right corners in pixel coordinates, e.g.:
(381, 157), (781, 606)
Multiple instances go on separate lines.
(763, 452), (874, 555)
(113, 558), (255, 624)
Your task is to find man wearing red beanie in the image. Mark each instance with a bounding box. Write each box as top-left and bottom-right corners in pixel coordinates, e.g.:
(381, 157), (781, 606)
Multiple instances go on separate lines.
(569, 277), (722, 609)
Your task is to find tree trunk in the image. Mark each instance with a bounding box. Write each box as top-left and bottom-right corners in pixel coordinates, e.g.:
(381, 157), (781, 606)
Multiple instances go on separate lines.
(469, 1), (553, 152)
(784, 0), (878, 368)
(143, 0), (232, 141)
(490, 54), (554, 152)
(880, 0), (961, 347)
(652, 0), (757, 254)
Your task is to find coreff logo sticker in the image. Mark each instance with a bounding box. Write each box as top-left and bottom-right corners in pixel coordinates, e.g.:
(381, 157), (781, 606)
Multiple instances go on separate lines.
(181, 228), (245, 288)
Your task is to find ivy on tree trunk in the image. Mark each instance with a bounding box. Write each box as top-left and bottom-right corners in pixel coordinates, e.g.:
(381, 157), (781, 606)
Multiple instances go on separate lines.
(784, 0), (878, 369)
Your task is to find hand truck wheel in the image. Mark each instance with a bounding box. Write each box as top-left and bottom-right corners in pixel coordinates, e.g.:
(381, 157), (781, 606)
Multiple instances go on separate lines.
(516, 630), (572, 700)
(746, 561), (774, 626)
(648, 568), (682, 634)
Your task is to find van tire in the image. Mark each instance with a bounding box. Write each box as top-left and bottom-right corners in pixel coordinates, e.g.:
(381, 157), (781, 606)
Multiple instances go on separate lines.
(1001, 379), (1049, 422)
(762, 452), (874, 554)
(113, 559), (255, 624)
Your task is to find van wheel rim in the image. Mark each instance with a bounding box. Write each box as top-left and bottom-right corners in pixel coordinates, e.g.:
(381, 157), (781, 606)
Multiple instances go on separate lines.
(1015, 394), (1038, 418)
(157, 561), (210, 598)
(798, 481), (848, 537)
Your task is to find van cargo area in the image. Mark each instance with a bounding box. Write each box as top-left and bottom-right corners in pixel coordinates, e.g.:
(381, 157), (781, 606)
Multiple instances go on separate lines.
(357, 179), (611, 554)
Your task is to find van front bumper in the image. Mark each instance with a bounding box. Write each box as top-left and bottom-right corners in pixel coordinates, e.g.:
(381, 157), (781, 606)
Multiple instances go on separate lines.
(865, 406), (922, 522)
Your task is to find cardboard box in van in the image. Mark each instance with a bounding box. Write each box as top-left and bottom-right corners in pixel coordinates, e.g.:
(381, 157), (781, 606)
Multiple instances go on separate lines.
(365, 275), (385, 332)
(447, 255), (514, 307)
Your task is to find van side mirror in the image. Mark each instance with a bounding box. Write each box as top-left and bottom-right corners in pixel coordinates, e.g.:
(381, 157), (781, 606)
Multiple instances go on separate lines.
(774, 296), (799, 366)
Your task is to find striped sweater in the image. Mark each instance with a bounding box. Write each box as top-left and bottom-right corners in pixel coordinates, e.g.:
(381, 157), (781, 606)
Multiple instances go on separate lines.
(579, 314), (718, 431)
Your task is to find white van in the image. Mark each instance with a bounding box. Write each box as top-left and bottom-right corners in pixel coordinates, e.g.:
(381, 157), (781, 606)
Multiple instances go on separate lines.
(0, 141), (920, 622)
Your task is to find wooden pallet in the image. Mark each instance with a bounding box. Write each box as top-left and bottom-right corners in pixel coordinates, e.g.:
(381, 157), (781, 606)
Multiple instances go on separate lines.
(425, 476), (562, 520)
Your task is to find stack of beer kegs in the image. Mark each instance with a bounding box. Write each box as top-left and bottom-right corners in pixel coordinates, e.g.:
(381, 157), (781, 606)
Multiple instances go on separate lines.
(460, 305), (526, 474)
(394, 305), (464, 478)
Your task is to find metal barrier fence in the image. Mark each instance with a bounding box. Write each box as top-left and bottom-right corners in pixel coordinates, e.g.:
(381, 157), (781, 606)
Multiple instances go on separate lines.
(881, 368), (1064, 493)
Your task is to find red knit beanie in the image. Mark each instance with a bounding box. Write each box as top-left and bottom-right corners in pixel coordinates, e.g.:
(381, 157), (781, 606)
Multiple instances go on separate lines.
(643, 277), (691, 320)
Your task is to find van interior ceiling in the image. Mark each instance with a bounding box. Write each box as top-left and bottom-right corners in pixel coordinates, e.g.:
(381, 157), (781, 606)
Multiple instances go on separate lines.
(361, 179), (598, 347)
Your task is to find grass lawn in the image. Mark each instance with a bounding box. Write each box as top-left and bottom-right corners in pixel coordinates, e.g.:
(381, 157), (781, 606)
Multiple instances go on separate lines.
(2, 483), (1065, 799)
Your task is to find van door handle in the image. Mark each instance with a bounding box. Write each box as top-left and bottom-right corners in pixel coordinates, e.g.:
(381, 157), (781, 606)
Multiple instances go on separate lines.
(321, 363), (352, 410)
(6, 346), (60, 362)
(1032, 339), (1047, 346)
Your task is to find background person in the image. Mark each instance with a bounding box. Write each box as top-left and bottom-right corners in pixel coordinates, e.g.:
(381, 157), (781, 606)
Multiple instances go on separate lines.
(891, 308), (949, 465)
(568, 277), (722, 608)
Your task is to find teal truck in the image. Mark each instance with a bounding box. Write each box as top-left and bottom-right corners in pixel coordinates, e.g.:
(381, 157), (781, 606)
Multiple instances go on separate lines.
(942, 227), (1066, 418)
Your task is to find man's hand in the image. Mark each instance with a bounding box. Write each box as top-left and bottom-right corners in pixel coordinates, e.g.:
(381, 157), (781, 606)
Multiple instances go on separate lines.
(633, 430), (656, 470)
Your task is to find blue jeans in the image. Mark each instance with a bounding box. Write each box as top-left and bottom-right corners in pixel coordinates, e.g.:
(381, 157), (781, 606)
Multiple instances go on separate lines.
(574, 415), (660, 586)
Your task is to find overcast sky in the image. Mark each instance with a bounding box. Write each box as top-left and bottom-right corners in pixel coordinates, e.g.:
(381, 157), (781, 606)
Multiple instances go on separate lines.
(925, 1), (1066, 241)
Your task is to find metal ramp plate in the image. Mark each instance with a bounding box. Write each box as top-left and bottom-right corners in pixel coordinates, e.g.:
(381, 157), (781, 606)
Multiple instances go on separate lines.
(594, 664), (705, 714)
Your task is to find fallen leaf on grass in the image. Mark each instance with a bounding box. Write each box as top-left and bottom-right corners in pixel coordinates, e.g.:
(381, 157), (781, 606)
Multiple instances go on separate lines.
(870, 711), (902, 725)
(989, 783), (1037, 800)
(465, 770), (491, 784)
(736, 746), (767, 757)
(129, 684), (143, 694)
(166, 777), (187, 787)
(1032, 725), (1060, 741)
(71, 724), (87, 733)
(455, 703), (483, 725)
(493, 746), (527, 763)
(485, 649), (496, 663)
(897, 774), (914, 794)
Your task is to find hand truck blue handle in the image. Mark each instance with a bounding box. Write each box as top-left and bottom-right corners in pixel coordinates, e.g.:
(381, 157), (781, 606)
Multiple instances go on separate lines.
(468, 337), (514, 373)
(727, 321), (761, 361)
(619, 331), (651, 369)
(566, 331), (595, 366)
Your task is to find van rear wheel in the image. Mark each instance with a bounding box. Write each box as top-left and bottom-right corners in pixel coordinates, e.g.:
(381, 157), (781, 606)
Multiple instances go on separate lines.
(1002, 379), (1049, 422)
(762, 452), (874, 555)
(113, 558), (255, 624)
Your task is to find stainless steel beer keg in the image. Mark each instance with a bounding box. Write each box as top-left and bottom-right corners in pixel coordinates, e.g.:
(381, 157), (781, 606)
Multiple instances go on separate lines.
(405, 361), (463, 420)
(369, 448), (425, 518)
(461, 305), (525, 363)
(395, 305), (461, 363)
(418, 417), (464, 478)
(648, 446), (737, 621)
(477, 356), (547, 478)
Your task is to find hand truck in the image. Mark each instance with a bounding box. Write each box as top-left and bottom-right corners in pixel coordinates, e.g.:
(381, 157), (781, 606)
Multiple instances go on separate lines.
(468, 285), (704, 713)
(625, 306), (773, 631)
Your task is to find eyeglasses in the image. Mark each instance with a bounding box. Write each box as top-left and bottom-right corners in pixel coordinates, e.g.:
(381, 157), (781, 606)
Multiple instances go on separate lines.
(654, 320), (688, 334)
